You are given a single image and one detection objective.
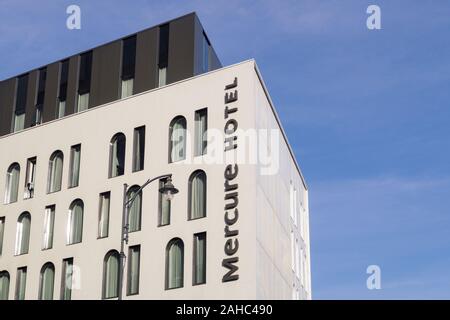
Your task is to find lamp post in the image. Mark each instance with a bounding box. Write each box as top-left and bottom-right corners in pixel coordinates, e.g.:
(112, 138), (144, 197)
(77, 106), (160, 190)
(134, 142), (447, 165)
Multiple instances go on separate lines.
(118, 174), (178, 300)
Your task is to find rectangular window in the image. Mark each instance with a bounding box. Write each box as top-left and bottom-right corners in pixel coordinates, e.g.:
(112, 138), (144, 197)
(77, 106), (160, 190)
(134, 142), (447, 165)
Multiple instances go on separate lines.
(13, 113), (25, 133)
(0, 217), (4, 256)
(13, 74), (28, 132)
(127, 245), (140, 296)
(69, 144), (81, 188)
(57, 60), (69, 119)
(195, 108), (208, 156)
(57, 100), (66, 119)
(77, 51), (92, 112)
(61, 258), (73, 300)
(24, 157), (36, 199)
(158, 179), (171, 226)
(158, 67), (167, 87)
(35, 106), (43, 126)
(193, 232), (207, 285)
(98, 192), (110, 238)
(132, 126), (145, 172)
(121, 78), (134, 99)
(42, 205), (55, 250)
(158, 24), (169, 87)
(77, 93), (89, 112)
(15, 267), (27, 300)
(35, 67), (46, 125)
(121, 35), (136, 98)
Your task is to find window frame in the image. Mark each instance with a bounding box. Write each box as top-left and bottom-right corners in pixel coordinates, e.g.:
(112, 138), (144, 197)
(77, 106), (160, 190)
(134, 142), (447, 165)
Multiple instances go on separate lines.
(127, 245), (141, 296)
(132, 126), (146, 172)
(38, 262), (55, 300)
(165, 238), (184, 290)
(98, 192), (111, 239)
(14, 266), (27, 300)
(193, 232), (207, 286)
(15, 212), (31, 256)
(60, 257), (74, 300)
(194, 108), (208, 156)
(102, 250), (120, 300)
(109, 133), (126, 178)
(67, 199), (84, 245)
(5, 162), (20, 204)
(68, 144), (81, 188)
(47, 151), (64, 194)
(188, 170), (207, 221)
(168, 116), (187, 163)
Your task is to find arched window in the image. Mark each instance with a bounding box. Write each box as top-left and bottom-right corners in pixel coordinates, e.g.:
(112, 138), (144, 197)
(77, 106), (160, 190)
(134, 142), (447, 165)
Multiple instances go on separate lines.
(109, 133), (126, 178)
(103, 250), (120, 299)
(169, 116), (187, 163)
(4, 163), (20, 204)
(48, 151), (63, 193)
(67, 200), (84, 245)
(39, 263), (55, 300)
(127, 185), (142, 232)
(188, 170), (207, 220)
(165, 238), (184, 289)
(0, 271), (10, 300)
(15, 212), (31, 255)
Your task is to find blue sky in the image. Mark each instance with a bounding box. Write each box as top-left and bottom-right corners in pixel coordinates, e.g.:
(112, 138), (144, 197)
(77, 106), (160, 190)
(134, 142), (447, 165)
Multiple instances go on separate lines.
(1, 0), (450, 299)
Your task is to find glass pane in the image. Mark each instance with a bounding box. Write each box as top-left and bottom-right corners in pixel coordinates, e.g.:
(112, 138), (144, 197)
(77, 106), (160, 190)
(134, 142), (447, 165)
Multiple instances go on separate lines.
(127, 246), (140, 295)
(121, 79), (134, 98)
(105, 253), (119, 299)
(77, 93), (89, 112)
(167, 240), (183, 289)
(158, 67), (167, 87)
(110, 134), (125, 177)
(6, 164), (20, 203)
(194, 233), (206, 285)
(69, 202), (83, 244)
(24, 158), (36, 199)
(49, 153), (63, 193)
(195, 110), (207, 156)
(42, 206), (55, 250)
(170, 118), (186, 162)
(159, 180), (171, 226)
(0, 218), (4, 255)
(40, 265), (54, 300)
(62, 259), (73, 300)
(15, 268), (27, 300)
(190, 172), (206, 219)
(0, 273), (9, 300)
(16, 213), (30, 255)
(70, 146), (81, 187)
(99, 193), (110, 238)
(58, 100), (66, 118)
(133, 127), (145, 172)
(128, 189), (141, 232)
(13, 113), (25, 132)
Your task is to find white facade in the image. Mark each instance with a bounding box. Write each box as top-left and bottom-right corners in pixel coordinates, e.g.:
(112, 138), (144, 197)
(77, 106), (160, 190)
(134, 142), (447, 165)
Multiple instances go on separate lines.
(0, 60), (311, 300)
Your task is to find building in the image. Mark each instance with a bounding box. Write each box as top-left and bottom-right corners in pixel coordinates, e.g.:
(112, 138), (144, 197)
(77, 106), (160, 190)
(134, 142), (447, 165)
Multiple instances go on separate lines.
(0, 12), (311, 300)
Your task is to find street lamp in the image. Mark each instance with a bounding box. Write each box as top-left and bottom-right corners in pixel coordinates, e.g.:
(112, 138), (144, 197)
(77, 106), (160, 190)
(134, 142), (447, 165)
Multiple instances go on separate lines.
(118, 174), (178, 300)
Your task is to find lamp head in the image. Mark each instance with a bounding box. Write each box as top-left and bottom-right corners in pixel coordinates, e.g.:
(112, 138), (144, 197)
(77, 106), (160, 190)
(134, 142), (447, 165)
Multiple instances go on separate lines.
(159, 176), (179, 201)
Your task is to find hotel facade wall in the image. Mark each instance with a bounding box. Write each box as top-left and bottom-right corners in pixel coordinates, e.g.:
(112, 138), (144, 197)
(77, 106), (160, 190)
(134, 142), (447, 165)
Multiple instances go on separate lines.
(253, 72), (311, 300)
(0, 61), (308, 299)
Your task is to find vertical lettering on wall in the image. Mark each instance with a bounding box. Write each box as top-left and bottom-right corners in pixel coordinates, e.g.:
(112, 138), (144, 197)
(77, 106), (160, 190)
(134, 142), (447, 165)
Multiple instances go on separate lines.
(222, 77), (240, 282)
